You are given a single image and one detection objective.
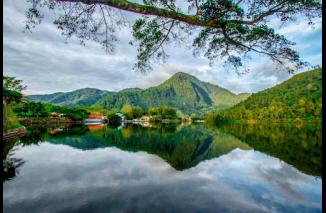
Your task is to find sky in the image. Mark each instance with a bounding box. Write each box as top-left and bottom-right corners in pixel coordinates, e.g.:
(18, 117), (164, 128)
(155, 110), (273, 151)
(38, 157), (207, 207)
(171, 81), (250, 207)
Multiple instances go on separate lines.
(3, 0), (322, 95)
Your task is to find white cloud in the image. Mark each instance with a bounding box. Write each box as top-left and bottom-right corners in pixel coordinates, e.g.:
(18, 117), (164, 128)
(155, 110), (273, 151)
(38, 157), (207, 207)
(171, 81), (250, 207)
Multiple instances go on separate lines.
(3, 0), (322, 95)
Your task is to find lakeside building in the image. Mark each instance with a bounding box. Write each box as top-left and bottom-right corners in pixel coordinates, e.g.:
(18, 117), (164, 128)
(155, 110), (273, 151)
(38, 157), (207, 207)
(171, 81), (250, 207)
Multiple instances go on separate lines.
(84, 114), (107, 124)
(115, 113), (126, 121)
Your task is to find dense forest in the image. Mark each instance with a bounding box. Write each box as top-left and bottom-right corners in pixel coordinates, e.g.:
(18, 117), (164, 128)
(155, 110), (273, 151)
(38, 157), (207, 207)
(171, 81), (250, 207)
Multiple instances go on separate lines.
(209, 69), (322, 122)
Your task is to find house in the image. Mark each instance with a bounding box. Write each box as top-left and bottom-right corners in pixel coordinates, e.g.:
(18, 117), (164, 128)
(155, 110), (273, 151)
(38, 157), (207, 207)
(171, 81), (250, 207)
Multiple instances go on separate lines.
(84, 114), (105, 124)
(50, 112), (60, 117)
(88, 114), (106, 119)
(58, 114), (66, 118)
(116, 113), (126, 121)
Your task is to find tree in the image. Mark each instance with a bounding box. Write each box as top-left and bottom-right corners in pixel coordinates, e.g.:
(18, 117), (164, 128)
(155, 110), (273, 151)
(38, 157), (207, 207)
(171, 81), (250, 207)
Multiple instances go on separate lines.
(131, 106), (143, 119)
(147, 106), (177, 119)
(3, 76), (26, 92)
(107, 108), (119, 116)
(25, 0), (321, 73)
(3, 76), (26, 104)
(3, 76), (26, 130)
(66, 108), (89, 120)
(121, 104), (133, 119)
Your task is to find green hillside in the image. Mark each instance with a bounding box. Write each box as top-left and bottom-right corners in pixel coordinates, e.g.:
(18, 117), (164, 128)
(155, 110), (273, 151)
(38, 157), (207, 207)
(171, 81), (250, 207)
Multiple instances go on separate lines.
(29, 72), (249, 114)
(97, 72), (250, 114)
(214, 69), (322, 121)
(28, 88), (112, 107)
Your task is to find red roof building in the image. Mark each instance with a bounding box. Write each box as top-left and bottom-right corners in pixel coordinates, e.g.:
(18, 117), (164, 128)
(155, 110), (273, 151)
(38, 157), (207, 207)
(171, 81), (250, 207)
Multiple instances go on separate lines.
(88, 114), (104, 119)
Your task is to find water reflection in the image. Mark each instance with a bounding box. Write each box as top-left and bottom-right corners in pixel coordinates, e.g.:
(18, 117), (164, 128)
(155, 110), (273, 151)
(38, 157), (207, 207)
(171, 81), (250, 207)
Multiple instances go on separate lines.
(32, 124), (251, 170)
(3, 123), (322, 212)
(214, 122), (322, 177)
(3, 138), (24, 182)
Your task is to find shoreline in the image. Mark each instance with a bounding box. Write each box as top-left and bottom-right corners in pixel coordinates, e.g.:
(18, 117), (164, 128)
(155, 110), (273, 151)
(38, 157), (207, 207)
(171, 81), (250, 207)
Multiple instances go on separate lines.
(19, 117), (83, 125)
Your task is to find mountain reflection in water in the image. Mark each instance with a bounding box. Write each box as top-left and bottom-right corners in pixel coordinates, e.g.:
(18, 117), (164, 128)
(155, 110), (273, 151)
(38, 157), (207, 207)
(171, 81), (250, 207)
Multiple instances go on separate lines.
(3, 123), (322, 212)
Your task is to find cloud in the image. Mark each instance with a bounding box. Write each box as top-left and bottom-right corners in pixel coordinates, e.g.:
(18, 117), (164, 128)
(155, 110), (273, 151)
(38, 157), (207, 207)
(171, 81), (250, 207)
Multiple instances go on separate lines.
(3, 0), (322, 95)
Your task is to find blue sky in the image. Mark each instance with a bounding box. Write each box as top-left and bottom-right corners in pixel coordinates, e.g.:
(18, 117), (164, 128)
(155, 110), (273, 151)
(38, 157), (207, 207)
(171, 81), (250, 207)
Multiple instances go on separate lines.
(3, 0), (322, 95)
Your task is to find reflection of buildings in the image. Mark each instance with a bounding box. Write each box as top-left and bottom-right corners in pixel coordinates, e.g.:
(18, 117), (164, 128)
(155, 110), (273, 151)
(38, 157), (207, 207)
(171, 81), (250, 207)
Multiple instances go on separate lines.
(87, 124), (105, 131)
(140, 116), (151, 122)
(49, 128), (63, 135)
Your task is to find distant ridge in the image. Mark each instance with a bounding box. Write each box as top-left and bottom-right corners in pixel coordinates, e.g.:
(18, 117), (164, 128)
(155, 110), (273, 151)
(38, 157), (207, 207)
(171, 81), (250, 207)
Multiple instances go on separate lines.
(28, 88), (113, 107)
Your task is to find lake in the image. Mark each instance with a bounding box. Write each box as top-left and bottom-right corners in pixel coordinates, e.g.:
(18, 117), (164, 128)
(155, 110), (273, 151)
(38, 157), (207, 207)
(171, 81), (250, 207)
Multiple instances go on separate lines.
(3, 122), (322, 212)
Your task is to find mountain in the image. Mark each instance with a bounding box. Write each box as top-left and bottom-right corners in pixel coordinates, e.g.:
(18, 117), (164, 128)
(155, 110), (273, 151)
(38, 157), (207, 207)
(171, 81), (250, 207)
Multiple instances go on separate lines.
(28, 88), (112, 107)
(97, 72), (250, 114)
(28, 72), (249, 114)
(215, 68), (322, 120)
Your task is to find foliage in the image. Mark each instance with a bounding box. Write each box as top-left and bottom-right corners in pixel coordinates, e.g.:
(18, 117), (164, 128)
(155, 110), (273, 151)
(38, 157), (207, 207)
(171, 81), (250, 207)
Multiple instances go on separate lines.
(121, 104), (144, 119)
(3, 89), (23, 105)
(3, 76), (26, 92)
(131, 106), (144, 118)
(3, 103), (21, 131)
(66, 107), (89, 120)
(3, 76), (26, 104)
(121, 104), (133, 119)
(25, 0), (321, 73)
(107, 108), (119, 116)
(13, 102), (49, 117)
(210, 69), (322, 122)
(12, 101), (89, 120)
(148, 105), (177, 119)
(3, 76), (26, 130)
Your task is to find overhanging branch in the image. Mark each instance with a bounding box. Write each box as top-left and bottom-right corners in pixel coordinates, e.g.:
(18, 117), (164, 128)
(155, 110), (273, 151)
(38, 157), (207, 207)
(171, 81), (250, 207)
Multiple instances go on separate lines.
(58, 0), (220, 28)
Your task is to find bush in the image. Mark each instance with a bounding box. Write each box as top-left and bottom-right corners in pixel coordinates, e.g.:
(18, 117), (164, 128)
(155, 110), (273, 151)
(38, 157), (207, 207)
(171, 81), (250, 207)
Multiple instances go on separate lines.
(3, 103), (21, 131)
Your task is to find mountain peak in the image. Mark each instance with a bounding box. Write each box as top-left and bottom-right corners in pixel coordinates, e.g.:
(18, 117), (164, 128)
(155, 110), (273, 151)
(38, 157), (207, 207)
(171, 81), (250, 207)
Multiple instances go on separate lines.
(168, 72), (200, 83)
(173, 72), (195, 78)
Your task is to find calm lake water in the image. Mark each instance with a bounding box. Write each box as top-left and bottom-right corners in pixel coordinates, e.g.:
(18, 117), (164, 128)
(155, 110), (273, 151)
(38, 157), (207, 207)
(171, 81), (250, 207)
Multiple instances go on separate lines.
(3, 122), (322, 212)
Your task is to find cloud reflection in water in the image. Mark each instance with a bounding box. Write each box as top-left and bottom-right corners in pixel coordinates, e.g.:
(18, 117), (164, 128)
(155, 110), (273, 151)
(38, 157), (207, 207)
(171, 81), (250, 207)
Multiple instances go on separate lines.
(3, 143), (321, 213)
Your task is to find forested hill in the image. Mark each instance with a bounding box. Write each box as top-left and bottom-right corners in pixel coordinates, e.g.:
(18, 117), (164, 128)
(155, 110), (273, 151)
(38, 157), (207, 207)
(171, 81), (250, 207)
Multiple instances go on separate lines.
(28, 72), (250, 114)
(96, 72), (250, 114)
(28, 88), (112, 107)
(214, 69), (322, 121)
